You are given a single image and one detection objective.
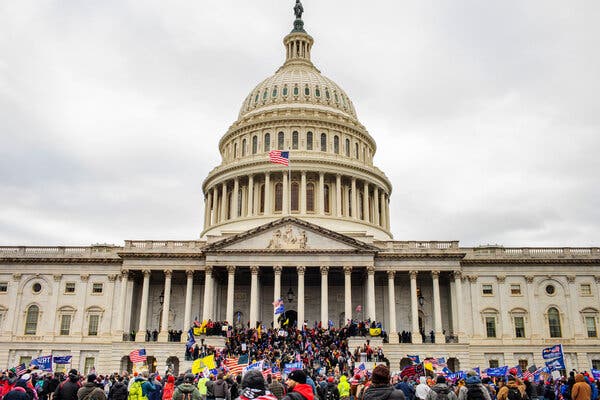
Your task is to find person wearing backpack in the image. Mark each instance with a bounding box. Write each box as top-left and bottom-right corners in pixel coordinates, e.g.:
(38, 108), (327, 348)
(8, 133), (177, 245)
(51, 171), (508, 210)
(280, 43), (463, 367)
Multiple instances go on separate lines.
(457, 371), (491, 400)
(497, 376), (526, 400)
(362, 365), (404, 400)
(426, 376), (457, 400)
(172, 374), (201, 400)
(108, 376), (128, 400)
(211, 374), (228, 400)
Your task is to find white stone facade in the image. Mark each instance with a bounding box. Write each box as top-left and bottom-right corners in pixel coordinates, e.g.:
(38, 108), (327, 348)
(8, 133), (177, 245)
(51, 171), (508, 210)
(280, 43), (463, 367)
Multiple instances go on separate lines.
(1, 5), (600, 376)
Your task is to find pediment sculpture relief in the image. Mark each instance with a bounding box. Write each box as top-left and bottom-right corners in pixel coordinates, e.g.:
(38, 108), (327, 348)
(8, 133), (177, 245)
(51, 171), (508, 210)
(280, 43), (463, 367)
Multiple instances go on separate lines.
(267, 225), (308, 249)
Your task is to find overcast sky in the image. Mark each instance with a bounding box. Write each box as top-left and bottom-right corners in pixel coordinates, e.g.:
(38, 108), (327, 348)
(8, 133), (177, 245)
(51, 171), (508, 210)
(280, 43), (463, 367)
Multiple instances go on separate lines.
(1, 1), (599, 247)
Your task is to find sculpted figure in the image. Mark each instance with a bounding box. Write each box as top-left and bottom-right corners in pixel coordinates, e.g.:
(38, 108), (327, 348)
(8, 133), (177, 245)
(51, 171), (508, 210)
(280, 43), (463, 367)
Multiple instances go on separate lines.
(268, 229), (282, 249)
(294, 0), (304, 19)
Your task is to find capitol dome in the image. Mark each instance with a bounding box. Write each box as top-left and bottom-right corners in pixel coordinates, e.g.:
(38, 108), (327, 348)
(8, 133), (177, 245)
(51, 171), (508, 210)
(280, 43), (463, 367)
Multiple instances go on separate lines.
(201, 6), (392, 241)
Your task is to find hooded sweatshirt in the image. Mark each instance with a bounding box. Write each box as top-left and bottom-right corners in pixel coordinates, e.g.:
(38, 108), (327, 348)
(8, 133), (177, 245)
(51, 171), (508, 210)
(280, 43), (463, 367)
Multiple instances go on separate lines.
(338, 377), (350, 398)
(572, 374), (591, 400)
(173, 383), (201, 400)
(282, 384), (314, 400)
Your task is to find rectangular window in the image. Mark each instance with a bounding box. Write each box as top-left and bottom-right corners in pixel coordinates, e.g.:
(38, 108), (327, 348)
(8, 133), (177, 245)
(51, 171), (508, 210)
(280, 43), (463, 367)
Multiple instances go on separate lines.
(510, 284), (521, 295)
(19, 356), (32, 366)
(60, 315), (72, 336)
(489, 359), (499, 368)
(88, 315), (100, 336)
(581, 284), (592, 296)
(485, 316), (496, 338)
(586, 316), (597, 338)
(514, 316), (526, 338)
(84, 358), (95, 374)
(592, 360), (600, 370)
(65, 282), (76, 294)
(0, 282), (7, 292)
(92, 283), (103, 294)
(518, 359), (528, 371)
(482, 284), (493, 295)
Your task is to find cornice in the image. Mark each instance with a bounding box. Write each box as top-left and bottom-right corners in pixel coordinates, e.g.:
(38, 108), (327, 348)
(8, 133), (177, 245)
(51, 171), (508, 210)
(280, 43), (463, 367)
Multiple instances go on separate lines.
(0, 257), (122, 264)
(461, 258), (600, 265)
(116, 252), (205, 260)
(376, 253), (466, 260)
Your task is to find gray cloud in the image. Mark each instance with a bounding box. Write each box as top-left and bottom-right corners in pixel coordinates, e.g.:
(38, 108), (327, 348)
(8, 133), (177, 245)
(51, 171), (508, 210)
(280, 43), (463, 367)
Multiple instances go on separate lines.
(1, 1), (599, 247)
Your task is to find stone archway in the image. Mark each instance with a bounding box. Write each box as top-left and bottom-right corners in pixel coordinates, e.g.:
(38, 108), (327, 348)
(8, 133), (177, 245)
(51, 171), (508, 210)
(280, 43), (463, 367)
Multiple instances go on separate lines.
(120, 356), (133, 374)
(166, 356), (180, 375)
(280, 310), (297, 328)
(447, 357), (460, 373)
(234, 311), (244, 329)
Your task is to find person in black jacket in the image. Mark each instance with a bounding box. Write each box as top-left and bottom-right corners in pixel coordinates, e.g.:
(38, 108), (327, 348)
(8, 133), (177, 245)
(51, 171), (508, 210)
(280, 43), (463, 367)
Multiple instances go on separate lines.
(362, 366), (405, 400)
(54, 370), (81, 400)
(108, 376), (128, 400)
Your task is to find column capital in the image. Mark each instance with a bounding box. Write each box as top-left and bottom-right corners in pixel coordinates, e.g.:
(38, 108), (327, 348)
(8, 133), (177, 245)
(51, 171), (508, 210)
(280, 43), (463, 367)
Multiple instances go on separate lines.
(164, 269), (173, 278)
(467, 275), (478, 283)
(387, 270), (396, 279)
(273, 265), (283, 274)
(366, 266), (375, 275)
(431, 270), (440, 279)
(524, 275), (535, 284)
(320, 266), (329, 275)
(453, 270), (462, 280)
(566, 275), (576, 283)
(141, 269), (151, 277)
(496, 275), (506, 283)
(296, 265), (306, 275)
(80, 274), (90, 282)
(594, 275), (600, 284)
(186, 269), (195, 278)
(409, 270), (418, 279)
(121, 269), (130, 279)
(53, 274), (62, 282)
(250, 265), (260, 275)
(227, 265), (236, 274)
(343, 265), (353, 275)
(108, 274), (118, 282)
(205, 265), (213, 275)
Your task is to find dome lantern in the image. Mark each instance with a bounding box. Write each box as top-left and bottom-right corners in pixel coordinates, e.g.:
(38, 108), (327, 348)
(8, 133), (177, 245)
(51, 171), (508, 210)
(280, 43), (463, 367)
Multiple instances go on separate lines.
(283, 1), (314, 68)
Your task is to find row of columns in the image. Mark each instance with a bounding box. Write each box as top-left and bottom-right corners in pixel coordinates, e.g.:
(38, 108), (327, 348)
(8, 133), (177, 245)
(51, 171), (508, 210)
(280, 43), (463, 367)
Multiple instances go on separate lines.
(118, 267), (454, 344)
(204, 172), (391, 230)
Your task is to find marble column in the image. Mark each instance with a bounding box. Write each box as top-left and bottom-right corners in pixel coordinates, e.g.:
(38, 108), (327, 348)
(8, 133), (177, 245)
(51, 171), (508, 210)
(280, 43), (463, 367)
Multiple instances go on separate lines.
(432, 271), (443, 343)
(387, 271), (398, 343)
(117, 270), (129, 335)
(373, 186), (380, 226)
(497, 275), (511, 338)
(453, 271), (464, 341)
(336, 174), (342, 217)
(226, 266), (236, 325)
(380, 192), (387, 229)
(220, 182), (228, 222)
(264, 173), (271, 215)
(202, 266), (213, 321)
(159, 269), (172, 342)
(297, 266), (306, 329)
(410, 270), (422, 343)
(351, 178), (357, 218)
(344, 266), (352, 324)
(204, 194), (211, 230)
(300, 171), (307, 214)
(283, 172), (289, 214)
(367, 266), (376, 321)
(567, 275), (584, 338)
(232, 177), (239, 218)
(182, 270), (194, 340)
(212, 188), (219, 225)
(320, 266), (329, 325)
(273, 266), (282, 326)
(318, 172), (325, 214)
(248, 175), (254, 216)
(363, 182), (369, 222)
(136, 269), (151, 342)
(468, 275), (481, 337)
(249, 266), (260, 327)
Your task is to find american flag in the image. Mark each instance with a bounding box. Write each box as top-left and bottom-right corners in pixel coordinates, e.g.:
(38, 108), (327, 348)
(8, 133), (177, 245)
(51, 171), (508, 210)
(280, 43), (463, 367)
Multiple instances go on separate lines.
(262, 368), (272, 379)
(224, 356), (248, 375)
(271, 367), (282, 380)
(269, 150), (289, 166)
(14, 363), (27, 376)
(129, 349), (147, 363)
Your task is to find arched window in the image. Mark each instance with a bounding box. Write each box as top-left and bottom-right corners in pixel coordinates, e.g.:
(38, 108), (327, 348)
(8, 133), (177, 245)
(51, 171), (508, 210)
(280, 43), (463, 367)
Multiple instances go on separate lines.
(333, 136), (339, 154)
(259, 185), (265, 214)
(252, 136), (258, 154)
(345, 138), (350, 156)
(274, 183), (283, 212)
(237, 189), (243, 217)
(548, 307), (562, 338)
(227, 190), (232, 220)
(242, 139), (247, 157)
(355, 143), (359, 158)
(306, 132), (312, 150)
(348, 188), (353, 217)
(25, 305), (39, 335)
(291, 182), (299, 212)
(278, 132), (284, 150)
(306, 183), (315, 212)
(363, 147), (366, 161)
(264, 133), (271, 152)
(292, 131), (299, 150)
(320, 133), (327, 152)
(233, 142), (237, 159)
(358, 190), (364, 220)
(324, 185), (330, 213)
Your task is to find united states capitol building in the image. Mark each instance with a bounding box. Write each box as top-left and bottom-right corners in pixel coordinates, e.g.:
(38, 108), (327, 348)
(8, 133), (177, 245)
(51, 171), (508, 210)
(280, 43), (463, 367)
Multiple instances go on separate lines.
(1, 3), (599, 376)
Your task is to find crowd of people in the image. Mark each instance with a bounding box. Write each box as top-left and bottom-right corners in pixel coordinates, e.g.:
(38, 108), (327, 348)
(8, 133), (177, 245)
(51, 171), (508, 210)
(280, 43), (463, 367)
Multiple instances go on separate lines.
(1, 364), (599, 400)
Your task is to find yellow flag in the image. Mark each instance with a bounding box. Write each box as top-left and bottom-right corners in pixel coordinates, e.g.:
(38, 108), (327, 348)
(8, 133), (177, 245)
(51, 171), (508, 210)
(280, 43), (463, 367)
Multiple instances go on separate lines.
(424, 362), (433, 372)
(192, 358), (203, 374)
(200, 354), (216, 370)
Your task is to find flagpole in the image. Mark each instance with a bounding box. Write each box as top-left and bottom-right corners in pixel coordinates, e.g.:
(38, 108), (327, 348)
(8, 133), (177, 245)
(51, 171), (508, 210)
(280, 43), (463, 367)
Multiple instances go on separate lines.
(288, 147), (291, 216)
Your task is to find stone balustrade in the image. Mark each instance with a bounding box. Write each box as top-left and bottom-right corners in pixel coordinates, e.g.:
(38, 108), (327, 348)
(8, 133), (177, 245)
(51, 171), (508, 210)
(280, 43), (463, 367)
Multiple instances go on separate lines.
(468, 246), (600, 258)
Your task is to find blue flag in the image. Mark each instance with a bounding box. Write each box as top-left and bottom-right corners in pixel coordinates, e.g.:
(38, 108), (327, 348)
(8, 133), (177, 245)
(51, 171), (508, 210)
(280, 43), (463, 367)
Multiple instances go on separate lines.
(53, 356), (72, 365)
(186, 327), (196, 348)
(407, 355), (420, 364)
(473, 367), (481, 376)
(486, 366), (508, 377)
(545, 357), (565, 371)
(542, 344), (563, 360)
(31, 355), (53, 372)
(283, 362), (304, 374)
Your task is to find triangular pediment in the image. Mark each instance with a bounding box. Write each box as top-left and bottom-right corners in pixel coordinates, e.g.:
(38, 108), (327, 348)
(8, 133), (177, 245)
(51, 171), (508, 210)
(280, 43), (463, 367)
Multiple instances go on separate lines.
(203, 217), (378, 253)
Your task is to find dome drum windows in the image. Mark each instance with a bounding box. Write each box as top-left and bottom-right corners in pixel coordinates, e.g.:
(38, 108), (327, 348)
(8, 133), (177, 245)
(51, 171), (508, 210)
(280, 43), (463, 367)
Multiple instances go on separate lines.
(293, 85), (299, 96)
(252, 136), (258, 155)
(333, 135), (340, 154)
(304, 85), (310, 96)
(345, 138), (350, 157)
(306, 132), (313, 150)
(278, 132), (285, 150)
(292, 131), (299, 150)
(264, 133), (271, 152)
(320, 133), (327, 152)
(291, 182), (299, 212)
(272, 86), (278, 98)
(274, 182), (283, 212)
(242, 139), (247, 157)
(315, 87), (321, 98)
(306, 182), (315, 212)
(283, 85), (289, 97)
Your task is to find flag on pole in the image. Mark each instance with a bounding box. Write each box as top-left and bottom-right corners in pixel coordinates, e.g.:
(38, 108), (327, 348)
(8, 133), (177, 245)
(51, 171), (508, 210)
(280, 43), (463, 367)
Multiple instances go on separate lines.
(224, 356), (248, 374)
(53, 356), (72, 365)
(273, 298), (285, 315)
(129, 349), (147, 363)
(269, 150), (289, 166)
(14, 364), (27, 376)
(31, 355), (53, 372)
